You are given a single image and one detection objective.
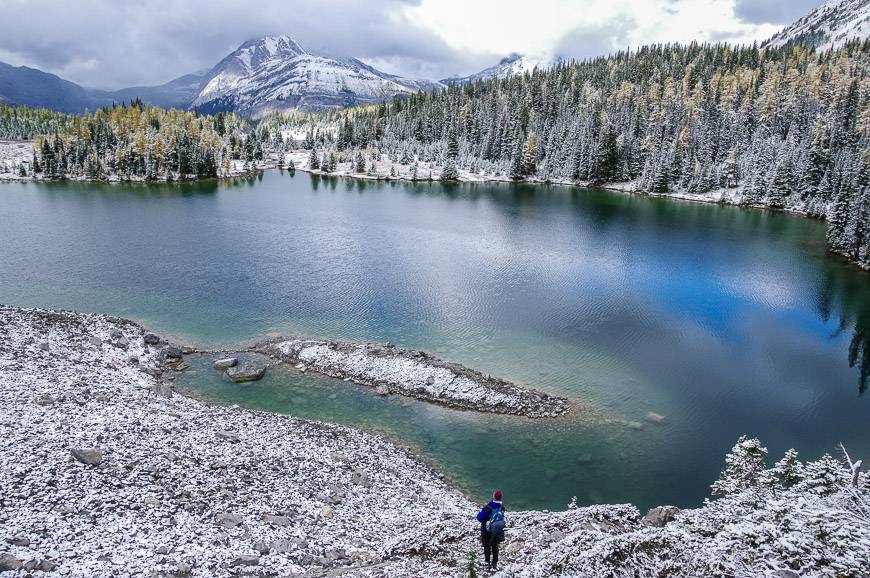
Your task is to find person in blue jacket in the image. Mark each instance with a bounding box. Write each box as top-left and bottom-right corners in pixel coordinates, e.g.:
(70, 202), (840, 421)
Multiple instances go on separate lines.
(476, 489), (506, 570)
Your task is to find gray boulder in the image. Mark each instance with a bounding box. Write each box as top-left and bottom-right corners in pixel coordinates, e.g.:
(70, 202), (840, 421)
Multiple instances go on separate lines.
(642, 505), (681, 527)
(162, 347), (183, 360)
(229, 555), (259, 567)
(143, 333), (160, 345)
(0, 554), (23, 571)
(70, 448), (104, 466)
(262, 514), (290, 527)
(225, 360), (266, 383)
(216, 513), (244, 529)
(213, 357), (238, 370)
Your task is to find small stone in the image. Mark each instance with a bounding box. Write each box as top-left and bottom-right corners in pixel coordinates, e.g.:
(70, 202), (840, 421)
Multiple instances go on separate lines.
(270, 539), (292, 553)
(321, 505), (333, 519)
(253, 541), (270, 555)
(213, 358), (237, 370)
(116, 336), (130, 348)
(143, 333), (160, 345)
(216, 431), (240, 443)
(425, 375), (435, 386)
(38, 342), (49, 351)
(35, 559), (57, 572)
(642, 505), (681, 527)
(504, 540), (524, 555)
(129, 355), (139, 364)
(262, 514), (290, 527)
(229, 555), (259, 567)
(0, 554), (23, 571)
(5, 537), (30, 547)
(216, 514), (244, 529)
(351, 469), (371, 488)
(70, 448), (103, 466)
(155, 545), (171, 555)
(175, 561), (193, 576)
(33, 394), (55, 406)
(144, 497), (161, 506)
(644, 411), (666, 424)
(375, 385), (389, 396)
(627, 421), (644, 431)
(88, 335), (102, 347)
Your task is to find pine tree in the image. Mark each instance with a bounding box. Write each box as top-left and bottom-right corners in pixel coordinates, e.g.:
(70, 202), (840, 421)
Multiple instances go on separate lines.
(798, 454), (843, 496)
(521, 132), (537, 177)
(711, 436), (768, 496)
(441, 157), (459, 181)
(772, 449), (804, 488)
(309, 148), (320, 170)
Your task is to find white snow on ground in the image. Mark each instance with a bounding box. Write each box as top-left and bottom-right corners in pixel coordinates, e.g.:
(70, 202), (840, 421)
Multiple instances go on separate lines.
(0, 140), (33, 179)
(0, 305), (869, 576)
(265, 338), (568, 418)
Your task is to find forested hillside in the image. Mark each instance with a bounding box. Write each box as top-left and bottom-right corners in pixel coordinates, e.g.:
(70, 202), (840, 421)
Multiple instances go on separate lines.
(276, 41), (870, 269)
(0, 101), (274, 180)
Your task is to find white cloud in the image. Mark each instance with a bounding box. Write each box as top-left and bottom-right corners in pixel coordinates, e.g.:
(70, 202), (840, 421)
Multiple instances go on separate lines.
(0, 0), (793, 88)
(405, 0), (783, 65)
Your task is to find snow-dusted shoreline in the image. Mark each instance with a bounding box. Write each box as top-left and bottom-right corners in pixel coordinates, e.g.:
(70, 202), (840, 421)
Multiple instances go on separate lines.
(1, 305), (869, 576)
(254, 336), (569, 418)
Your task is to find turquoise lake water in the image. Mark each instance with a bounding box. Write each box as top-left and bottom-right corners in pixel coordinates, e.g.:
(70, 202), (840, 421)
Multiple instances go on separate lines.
(1, 170), (868, 512)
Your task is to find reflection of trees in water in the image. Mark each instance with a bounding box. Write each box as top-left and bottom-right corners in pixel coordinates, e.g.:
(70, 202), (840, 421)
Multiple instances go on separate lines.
(819, 265), (870, 394)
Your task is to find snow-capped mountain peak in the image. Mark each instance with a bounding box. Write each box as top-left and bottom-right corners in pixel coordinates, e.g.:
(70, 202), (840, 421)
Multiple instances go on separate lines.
(764, 0), (870, 51)
(441, 53), (561, 85)
(192, 34), (436, 117)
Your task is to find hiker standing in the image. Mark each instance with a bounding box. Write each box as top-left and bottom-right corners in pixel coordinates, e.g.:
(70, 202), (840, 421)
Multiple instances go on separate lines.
(476, 489), (506, 570)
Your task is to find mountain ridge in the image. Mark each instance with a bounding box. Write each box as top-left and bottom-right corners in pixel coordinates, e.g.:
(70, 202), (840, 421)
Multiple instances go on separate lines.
(191, 34), (442, 117)
(764, 0), (870, 50)
(441, 53), (562, 85)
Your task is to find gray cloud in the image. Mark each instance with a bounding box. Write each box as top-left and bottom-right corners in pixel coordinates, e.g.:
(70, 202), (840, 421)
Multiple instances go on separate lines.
(734, 0), (821, 25)
(0, 0), (817, 89)
(0, 0), (468, 88)
(555, 15), (637, 61)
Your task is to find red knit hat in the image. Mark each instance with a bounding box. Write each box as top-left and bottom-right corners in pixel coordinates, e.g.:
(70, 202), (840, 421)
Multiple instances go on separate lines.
(494, 490), (503, 501)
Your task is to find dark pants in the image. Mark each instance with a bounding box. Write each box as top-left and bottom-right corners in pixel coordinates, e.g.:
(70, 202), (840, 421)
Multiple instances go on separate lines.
(481, 532), (499, 567)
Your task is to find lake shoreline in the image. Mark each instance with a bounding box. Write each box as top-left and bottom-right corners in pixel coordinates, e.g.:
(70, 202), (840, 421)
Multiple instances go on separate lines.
(2, 303), (868, 576)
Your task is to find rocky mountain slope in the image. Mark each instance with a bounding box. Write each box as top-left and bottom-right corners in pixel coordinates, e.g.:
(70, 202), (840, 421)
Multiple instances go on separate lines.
(442, 53), (561, 85)
(764, 0), (870, 50)
(192, 35), (440, 117)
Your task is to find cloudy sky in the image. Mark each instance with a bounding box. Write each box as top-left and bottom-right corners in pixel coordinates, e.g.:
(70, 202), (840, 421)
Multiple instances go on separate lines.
(0, 0), (822, 89)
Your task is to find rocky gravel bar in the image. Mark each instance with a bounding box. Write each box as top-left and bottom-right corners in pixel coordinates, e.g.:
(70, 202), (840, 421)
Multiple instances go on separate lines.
(255, 337), (570, 418)
(3, 305), (867, 577)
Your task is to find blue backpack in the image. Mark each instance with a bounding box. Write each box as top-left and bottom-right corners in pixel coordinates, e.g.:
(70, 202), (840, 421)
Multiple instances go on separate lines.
(486, 505), (506, 534)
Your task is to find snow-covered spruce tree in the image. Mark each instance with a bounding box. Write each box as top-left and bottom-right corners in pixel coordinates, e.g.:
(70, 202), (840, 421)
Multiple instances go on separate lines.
(711, 435), (769, 496)
(772, 448), (805, 489)
(308, 148), (319, 170)
(441, 157), (459, 181)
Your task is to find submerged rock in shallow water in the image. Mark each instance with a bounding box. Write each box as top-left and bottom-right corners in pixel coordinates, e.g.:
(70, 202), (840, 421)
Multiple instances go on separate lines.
(644, 411), (666, 424)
